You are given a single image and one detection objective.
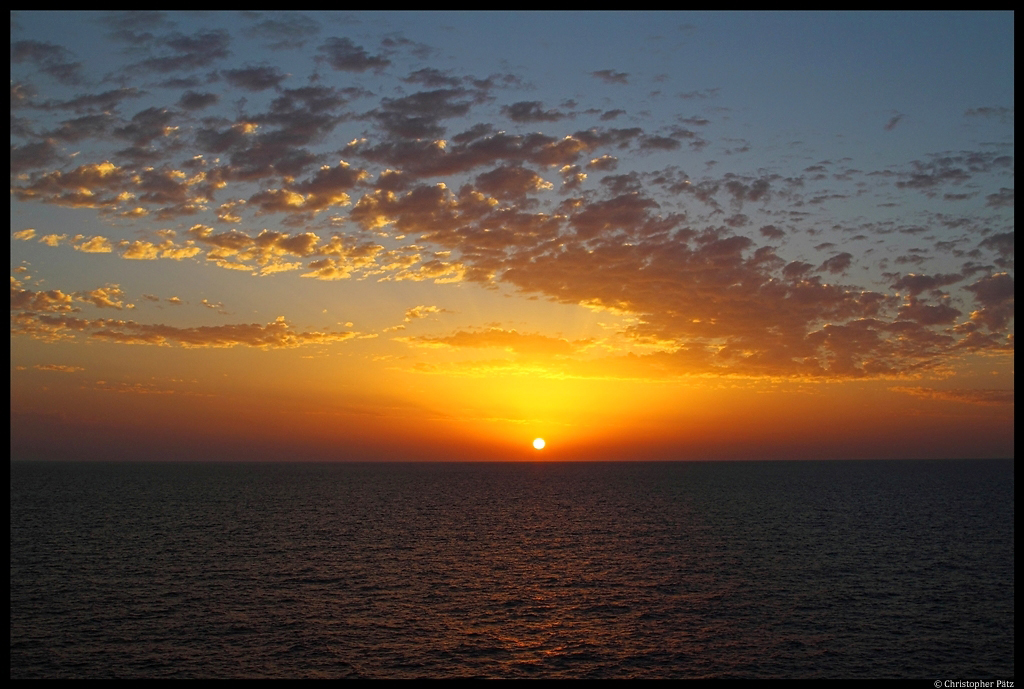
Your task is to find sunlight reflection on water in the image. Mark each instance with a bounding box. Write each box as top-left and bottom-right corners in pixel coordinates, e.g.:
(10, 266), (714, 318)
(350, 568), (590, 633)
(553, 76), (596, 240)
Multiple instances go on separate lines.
(11, 459), (1014, 678)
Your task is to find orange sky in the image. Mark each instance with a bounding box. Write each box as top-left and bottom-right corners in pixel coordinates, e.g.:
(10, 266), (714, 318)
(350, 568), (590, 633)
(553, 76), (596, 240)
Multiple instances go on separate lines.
(10, 12), (1014, 460)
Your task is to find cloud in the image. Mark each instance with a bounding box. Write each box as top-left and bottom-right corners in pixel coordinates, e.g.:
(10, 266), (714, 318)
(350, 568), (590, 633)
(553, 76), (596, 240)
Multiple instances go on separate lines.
(11, 161), (129, 209)
(242, 12), (321, 50)
(134, 29), (231, 73)
(90, 316), (358, 349)
(8, 15), (1014, 388)
(979, 231), (1013, 269)
(94, 381), (175, 394)
(10, 279), (77, 313)
(896, 297), (961, 325)
(40, 87), (144, 114)
(677, 88), (719, 99)
(591, 70), (629, 85)
(45, 113), (116, 143)
(502, 101), (567, 123)
(75, 236), (116, 253)
(964, 272), (1014, 332)
(38, 234), (67, 247)
(222, 66), (289, 91)
(12, 310), (359, 350)
(10, 140), (60, 174)
(884, 113), (904, 131)
(475, 164), (553, 201)
(101, 10), (174, 45)
(985, 188), (1013, 208)
(33, 363), (85, 373)
(890, 387), (1014, 405)
(819, 252), (853, 275)
(587, 155), (618, 171)
(344, 127), (642, 180)
(401, 328), (591, 358)
(119, 240), (195, 260)
(964, 106), (1013, 123)
(75, 285), (129, 310)
(885, 152), (1012, 194)
(404, 304), (447, 322)
(316, 37), (390, 72)
(890, 272), (964, 296)
(373, 88), (483, 139)
(11, 39), (84, 84)
(178, 91), (218, 110)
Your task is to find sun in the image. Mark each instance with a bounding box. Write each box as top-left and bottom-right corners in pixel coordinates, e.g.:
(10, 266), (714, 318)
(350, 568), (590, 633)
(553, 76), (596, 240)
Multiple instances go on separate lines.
(533, 437), (546, 450)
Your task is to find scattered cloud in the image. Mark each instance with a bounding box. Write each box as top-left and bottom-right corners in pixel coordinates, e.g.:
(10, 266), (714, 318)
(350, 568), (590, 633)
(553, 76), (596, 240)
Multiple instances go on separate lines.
(591, 70), (629, 85)
(890, 386), (1014, 405)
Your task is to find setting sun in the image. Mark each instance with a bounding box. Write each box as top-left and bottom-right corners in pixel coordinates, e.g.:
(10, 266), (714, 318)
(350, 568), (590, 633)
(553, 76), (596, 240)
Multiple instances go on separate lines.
(533, 438), (546, 450)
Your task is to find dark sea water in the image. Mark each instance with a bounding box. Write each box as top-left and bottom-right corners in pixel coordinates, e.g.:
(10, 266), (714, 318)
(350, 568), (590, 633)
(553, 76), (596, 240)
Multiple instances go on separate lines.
(10, 459), (1015, 679)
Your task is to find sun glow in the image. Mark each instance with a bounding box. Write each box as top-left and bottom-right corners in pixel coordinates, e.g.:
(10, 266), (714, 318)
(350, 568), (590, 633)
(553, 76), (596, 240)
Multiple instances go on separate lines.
(533, 437), (546, 450)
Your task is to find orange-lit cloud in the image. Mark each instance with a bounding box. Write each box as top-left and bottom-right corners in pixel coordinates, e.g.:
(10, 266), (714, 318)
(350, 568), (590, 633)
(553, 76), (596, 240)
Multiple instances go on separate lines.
(9, 12), (1013, 461)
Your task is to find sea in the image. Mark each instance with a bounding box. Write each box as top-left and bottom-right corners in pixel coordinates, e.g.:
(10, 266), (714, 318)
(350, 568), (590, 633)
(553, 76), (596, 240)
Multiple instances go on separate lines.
(10, 459), (1015, 679)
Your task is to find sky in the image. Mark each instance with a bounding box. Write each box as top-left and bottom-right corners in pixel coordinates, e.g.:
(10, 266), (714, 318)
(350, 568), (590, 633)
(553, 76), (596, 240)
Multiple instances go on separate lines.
(10, 11), (1014, 461)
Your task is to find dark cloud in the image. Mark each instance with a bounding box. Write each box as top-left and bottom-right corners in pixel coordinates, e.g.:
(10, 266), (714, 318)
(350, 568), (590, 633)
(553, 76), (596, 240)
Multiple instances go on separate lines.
(101, 11), (174, 45)
(247, 161), (367, 215)
(222, 66), (288, 92)
(403, 68), (462, 88)
(113, 106), (176, 147)
(887, 152), (1013, 193)
(345, 128), (627, 180)
(591, 70), (629, 85)
(569, 194), (662, 239)
(985, 188), (1013, 208)
(884, 113), (904, 131)
(303, 83), (364, 108)
(599, 173), (642, 196)
(964, 106), (1013, 122)
(586, 155), (618, 171)
(242, 12), (321, 50)
(11, 39), (84, 85)
(897, 297), (961, 325)
(502, 101), (567, 123)
(677, 88), (719, 99)
(379, 33), (434, 61)
(135, 29), (231, 73)
(37, 87), (145, 114)
(964, 273), (1014, 331)
(178, 90), (218, 110)
(724, 176), (771, 204)
(475, 165), (551, 201)
(10, 140), (60, 174)
(45, 113), (115, 142)
(373, 88), (480, 139)
(890, 272), (964, 296)
(10, 81), (36, 109)
(316, 37), (390, 72)
(979, 231), (1014, 263)
(451, 123), (494, 145)
(639, 135), (681, 151)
